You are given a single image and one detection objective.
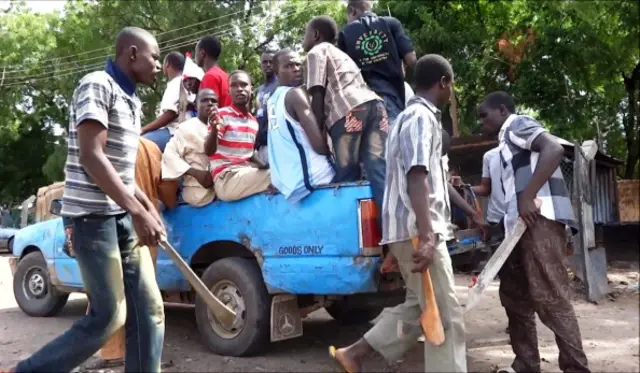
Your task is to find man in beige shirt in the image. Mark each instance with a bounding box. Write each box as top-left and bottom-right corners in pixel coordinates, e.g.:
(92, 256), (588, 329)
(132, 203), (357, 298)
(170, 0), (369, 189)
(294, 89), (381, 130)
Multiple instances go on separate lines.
(162, 89), (217, 207)
(303, 15), (388, 211)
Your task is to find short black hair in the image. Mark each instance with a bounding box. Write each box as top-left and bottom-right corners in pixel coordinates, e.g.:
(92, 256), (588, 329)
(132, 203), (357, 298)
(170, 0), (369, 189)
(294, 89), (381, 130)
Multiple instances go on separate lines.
(347, 0), (372, 12)
(414, 54), (454, 90)
(197, 35), (222, 60)
(482, 91), (516, 113)
(229, 70), (252, 84)
(164, 51), (185, 71)
(273, 48), (293, 71)
(309, 16), (338, 44)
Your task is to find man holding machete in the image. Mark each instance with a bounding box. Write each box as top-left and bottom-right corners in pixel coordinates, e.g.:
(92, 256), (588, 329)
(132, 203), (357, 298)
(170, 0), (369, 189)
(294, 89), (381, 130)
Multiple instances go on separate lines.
(478, 91), (590, 373)
(330, 54), (467, 373)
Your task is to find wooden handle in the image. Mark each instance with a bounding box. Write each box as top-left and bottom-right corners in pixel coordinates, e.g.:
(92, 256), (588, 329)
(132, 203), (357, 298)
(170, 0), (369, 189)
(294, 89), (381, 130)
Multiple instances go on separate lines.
(412, 237), (446, 346)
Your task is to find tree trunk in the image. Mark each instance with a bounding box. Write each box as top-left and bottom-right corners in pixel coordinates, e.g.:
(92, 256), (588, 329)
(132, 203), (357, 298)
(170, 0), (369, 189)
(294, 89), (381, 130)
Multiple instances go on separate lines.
(622, 62), (640, 179)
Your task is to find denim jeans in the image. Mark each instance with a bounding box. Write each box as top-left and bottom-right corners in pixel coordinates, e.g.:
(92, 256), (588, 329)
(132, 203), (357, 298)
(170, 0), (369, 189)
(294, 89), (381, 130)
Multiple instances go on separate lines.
(330, 99), (388, 210)
(380, 93), (404, 126)
(142, 128), (172, 152)
(16, 213), (165, 373)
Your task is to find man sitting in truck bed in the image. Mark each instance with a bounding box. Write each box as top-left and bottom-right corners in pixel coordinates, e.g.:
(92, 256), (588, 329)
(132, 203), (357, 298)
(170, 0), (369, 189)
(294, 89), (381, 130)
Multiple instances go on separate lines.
(205, 70), (271, 201)
(162, 89), (217, 207)
(266, 48), (335, 203)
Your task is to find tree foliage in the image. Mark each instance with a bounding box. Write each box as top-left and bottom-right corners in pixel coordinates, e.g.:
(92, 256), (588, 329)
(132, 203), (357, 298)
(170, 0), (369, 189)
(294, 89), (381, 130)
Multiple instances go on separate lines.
(0, 0), (638, 207)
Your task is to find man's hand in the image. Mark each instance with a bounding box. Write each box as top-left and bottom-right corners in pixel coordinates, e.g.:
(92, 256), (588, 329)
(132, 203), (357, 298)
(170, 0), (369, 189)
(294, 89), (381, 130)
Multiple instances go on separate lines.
(518, 193), (540, 227)
(208, 105), (221, 128)
(471, 214), (490, 242)
(186, 168), (213, 188)
(131, 208), (165, 247)
(411, 232), (437, 273)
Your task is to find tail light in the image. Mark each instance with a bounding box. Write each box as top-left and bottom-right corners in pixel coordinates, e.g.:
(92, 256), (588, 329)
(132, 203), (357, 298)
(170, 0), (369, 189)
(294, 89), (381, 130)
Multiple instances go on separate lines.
(358, 199), (382, 256)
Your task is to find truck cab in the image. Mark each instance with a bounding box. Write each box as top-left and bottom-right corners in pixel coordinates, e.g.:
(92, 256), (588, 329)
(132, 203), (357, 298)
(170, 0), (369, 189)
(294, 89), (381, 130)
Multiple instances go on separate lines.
(9, 181), (485, 356)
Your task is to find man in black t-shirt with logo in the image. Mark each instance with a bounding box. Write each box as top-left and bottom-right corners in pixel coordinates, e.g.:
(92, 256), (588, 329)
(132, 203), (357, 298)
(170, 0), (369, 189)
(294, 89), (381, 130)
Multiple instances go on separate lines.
(338, 0), (417, 123)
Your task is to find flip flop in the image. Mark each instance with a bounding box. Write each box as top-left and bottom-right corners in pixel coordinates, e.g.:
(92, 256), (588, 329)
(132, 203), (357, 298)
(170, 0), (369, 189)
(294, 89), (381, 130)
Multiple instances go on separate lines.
(329, 345), (352, 373)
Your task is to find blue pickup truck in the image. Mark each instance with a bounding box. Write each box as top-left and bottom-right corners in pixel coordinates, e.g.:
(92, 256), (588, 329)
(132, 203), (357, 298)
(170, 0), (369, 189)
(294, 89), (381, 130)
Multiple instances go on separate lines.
(9, 182), (484, 356)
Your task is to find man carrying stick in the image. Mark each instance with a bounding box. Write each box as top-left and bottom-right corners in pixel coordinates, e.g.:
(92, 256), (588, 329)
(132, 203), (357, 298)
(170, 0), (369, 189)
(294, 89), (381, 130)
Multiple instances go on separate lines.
(330, 54), (466, 373)
(478, 91), (590, 373)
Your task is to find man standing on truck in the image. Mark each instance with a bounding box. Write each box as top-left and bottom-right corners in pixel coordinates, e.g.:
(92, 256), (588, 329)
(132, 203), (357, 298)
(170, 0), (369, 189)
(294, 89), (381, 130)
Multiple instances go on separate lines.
(254, 49), (279, 166)
(196, 35), (231, 108)
(205, 71), (271, 201)
(267, 48), (334, 203)
(478, 91), (590, 373)
(303, 15), (388, 211)
(338, 0), (417, 123)
(330, 54), (467, 373)
(1, 27), (166, 373)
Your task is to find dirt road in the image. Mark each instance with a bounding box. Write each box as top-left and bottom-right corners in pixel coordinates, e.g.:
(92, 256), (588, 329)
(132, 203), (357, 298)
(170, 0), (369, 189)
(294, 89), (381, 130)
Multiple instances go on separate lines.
(1, 255), (638, 372)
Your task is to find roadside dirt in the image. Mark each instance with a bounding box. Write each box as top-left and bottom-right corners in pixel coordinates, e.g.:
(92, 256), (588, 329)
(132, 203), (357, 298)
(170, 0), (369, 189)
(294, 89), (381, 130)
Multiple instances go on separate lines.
(1, 255), (638, 372)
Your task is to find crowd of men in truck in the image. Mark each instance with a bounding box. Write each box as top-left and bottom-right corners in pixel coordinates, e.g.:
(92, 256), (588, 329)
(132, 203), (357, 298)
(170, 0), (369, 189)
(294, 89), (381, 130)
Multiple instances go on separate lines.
(1, 0), (591, 372)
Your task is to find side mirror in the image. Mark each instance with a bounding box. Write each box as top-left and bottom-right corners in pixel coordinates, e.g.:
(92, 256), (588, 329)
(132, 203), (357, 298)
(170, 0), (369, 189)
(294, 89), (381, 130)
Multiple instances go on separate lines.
(50, 199), (63, 216)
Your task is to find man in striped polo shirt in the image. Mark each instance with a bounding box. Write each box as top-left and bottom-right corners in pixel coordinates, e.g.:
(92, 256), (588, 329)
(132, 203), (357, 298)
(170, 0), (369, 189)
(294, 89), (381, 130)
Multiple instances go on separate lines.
(205, 70), (271, 201)
(2, 27), (166, 373)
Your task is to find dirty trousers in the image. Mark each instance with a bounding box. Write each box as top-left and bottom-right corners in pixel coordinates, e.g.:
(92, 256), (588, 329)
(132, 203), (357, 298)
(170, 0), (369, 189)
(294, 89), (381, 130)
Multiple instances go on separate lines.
(93, 244), (159, 362)
(15, 214), (165, 373)
(214, 166), (271, 202)
(364, 239), (467, 372)
(499, 217), (589, 373)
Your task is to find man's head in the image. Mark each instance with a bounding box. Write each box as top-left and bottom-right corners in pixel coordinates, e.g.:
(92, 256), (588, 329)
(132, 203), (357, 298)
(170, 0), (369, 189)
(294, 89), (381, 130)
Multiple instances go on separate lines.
(114, 27), (160, 86)
(260, 50), (276, 81)
(195, 35), (222, 68)
(163, 51), (185, 79)
(196, 88), (218, 122)
(229, 70), (252, 108)
(346, 0), (372, 24)
(478, 91), (516, 136)
(303, 16), (338, 52)
(414, 54), (454, 107)
(274, 48), (302, 87)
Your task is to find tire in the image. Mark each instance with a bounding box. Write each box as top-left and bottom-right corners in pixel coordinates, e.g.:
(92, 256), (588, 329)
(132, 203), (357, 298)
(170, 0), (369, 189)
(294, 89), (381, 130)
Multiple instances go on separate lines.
(194, 257), (271, 357)
(325, 302), (383, 325)
(13, 251), (69, 317)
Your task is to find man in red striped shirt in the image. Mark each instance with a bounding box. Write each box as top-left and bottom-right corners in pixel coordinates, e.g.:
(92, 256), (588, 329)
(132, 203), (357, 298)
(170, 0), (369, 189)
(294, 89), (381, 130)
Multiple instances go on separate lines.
(204, 70), (271, 201)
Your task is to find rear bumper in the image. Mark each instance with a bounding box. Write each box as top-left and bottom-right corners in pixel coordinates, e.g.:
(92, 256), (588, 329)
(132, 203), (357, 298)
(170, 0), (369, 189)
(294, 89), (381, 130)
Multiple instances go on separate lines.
(9, 257), (18, 276)
(341, 287), (406, 309)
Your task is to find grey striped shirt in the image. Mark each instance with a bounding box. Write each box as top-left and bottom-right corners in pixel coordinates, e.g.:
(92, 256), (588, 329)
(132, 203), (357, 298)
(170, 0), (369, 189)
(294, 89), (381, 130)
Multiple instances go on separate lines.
(380, 95), (453, 245)
(61, 71), (141, 217)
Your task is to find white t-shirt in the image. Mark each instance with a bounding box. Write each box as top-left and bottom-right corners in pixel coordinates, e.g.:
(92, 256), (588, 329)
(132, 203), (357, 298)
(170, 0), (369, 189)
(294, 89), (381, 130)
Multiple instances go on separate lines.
(404, 82), (415, 106)
(158, 76), (182, 134)
(482, 147), (505, 223)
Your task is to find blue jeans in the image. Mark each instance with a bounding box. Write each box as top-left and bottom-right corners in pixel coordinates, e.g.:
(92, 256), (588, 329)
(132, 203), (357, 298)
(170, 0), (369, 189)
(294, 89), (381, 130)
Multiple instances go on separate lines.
(380, 94), (404, 125)
(330, 100), (388, 211)
(16, 213), (165, 373)
(142, 128), (172, 152)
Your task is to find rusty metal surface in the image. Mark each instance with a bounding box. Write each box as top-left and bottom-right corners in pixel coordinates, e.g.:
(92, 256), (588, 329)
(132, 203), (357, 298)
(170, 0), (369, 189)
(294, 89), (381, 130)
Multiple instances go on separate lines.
(617, 179), (640, 223)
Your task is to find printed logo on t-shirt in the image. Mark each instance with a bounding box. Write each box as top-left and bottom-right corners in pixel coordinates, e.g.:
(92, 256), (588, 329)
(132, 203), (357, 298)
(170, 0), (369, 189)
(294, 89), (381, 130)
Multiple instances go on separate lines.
(355, 29), (390, 65)
(267, 101), (279, 131)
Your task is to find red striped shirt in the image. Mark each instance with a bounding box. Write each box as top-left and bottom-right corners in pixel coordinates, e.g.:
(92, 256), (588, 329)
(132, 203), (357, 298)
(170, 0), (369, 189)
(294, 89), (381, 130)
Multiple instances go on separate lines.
(209, 105), (258, 178)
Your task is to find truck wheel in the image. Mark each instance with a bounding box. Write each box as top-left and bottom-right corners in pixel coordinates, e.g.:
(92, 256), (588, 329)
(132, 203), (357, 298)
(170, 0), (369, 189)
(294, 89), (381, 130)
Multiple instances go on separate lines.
(325, 302), (383, 325)
(13, 251), (68, 317)
(195, 257), (270, 357)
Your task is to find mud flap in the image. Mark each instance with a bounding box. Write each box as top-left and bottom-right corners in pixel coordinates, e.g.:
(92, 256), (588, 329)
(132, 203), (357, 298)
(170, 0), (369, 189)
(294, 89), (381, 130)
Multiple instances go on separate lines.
(270, 294), (303, 342)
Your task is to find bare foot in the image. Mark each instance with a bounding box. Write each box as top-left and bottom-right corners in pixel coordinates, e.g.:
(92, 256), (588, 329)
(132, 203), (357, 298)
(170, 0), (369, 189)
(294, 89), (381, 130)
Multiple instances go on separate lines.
(332, 346), (362, 373)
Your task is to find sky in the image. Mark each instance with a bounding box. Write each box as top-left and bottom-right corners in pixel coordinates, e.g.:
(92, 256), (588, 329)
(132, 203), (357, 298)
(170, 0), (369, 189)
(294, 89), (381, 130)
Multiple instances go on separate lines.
(1, 0), (66, 13)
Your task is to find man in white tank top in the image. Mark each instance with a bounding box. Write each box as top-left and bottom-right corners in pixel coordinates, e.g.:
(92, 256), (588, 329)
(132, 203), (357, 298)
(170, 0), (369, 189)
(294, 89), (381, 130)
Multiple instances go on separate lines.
(266, 49), (335, 203)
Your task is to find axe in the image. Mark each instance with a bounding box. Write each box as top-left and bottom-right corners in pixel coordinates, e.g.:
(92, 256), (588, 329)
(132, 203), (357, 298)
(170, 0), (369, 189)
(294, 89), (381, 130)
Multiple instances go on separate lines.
(157, 237), (237, 327)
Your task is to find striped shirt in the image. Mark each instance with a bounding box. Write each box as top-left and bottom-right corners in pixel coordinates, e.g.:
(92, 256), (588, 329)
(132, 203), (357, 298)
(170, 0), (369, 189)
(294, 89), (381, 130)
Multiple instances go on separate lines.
(498, 114), (577, 234)
(305, 42), (380, 130)
(380, 96), (452, 245)
(61, 68), (141, 217)
(209, 105), (258, 178)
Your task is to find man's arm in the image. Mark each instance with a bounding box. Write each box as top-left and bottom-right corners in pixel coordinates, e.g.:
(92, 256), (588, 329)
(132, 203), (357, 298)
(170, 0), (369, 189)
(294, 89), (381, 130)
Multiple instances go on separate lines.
(185, 168), (214, 188)
(250, 151), (268, 169)
(471, 178), (491, 197)
(286, 87), (329, 155)
(305, 50), (328, 131)
(78, 121), (145, 216)
(204, 127), (218, 156)
(308, 86), (326, 131)
(524, 132), (564, 198)
(448, 182), (489, 241)
(388, 17), (417, 68)
(408, 167), (434, 235)
(141, 110), (178, 135)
